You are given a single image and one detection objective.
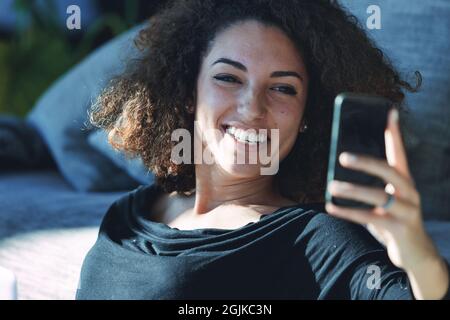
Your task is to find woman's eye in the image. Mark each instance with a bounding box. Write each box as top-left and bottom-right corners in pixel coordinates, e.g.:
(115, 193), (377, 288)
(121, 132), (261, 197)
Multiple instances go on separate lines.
(213, 75), (240, 83)
(272, 86), (298, 96)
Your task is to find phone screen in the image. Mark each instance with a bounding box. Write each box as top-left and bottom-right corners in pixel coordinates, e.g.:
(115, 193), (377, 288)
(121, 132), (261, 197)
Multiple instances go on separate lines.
(326, 93), (392, 209)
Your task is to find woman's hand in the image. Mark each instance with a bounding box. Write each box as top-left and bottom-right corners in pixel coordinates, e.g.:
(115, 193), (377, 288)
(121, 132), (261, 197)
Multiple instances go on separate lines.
(326, 109), (449, 300)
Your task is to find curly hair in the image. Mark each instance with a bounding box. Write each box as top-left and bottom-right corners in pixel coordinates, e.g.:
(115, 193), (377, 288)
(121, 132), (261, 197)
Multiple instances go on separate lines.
(89, 0), (421, 203)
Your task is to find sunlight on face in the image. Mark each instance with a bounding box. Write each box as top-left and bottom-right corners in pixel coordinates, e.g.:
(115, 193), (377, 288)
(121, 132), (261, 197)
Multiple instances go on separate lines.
(195, 20), (309, 178)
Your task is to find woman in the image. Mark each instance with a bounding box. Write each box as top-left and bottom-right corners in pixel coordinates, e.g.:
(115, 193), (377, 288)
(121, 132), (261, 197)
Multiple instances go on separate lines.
(77, 0), (449, 299)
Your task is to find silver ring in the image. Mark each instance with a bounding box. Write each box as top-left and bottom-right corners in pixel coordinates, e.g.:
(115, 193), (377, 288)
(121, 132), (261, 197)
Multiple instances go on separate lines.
(382, 193), (395, 210)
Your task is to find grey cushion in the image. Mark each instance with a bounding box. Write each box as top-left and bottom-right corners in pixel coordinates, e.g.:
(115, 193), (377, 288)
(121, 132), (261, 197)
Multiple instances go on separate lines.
(0, 116), (53, 170)
(87, 130), (154, 185)
(425, 222), (450, 264)
(26, 25), (146, 192)
(341, 0), (450, 219)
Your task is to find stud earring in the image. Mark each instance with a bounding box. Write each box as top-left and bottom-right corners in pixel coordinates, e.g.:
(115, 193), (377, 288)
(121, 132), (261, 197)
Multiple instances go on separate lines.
(185, 105), (195, 114)
(299, 123), (308, 133)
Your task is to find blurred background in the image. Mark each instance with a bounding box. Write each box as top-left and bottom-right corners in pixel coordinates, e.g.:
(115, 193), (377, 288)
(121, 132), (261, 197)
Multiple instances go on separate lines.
(0, 0), (163, 117)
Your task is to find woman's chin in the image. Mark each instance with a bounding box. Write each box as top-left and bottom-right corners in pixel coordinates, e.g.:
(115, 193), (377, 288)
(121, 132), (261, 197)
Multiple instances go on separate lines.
(215, 159), (264, 178)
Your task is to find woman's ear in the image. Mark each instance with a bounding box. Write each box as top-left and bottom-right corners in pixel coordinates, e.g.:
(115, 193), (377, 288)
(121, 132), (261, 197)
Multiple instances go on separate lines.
(186, 92), (197, 114)
(187, 105), (195, 114)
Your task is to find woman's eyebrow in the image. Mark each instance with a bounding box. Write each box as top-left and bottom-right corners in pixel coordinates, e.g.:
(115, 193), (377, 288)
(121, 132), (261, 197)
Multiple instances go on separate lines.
(270, 71), (303, 82)
(212, 58), (247, 71)
(211, 57), (303, 82)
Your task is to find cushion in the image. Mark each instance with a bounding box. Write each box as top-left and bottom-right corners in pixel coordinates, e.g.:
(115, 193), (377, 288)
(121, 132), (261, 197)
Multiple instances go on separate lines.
(87, 129), (154, 185)
(26, 24), (146, 192)
(0, 115), (53, 170)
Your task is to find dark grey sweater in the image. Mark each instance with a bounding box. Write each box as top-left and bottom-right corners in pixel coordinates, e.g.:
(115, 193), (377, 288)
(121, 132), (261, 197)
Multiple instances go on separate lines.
(76, 184), (450, 300)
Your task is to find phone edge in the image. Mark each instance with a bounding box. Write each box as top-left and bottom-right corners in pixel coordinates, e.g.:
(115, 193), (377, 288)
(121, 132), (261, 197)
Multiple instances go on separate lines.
(325, 93), (346, 205)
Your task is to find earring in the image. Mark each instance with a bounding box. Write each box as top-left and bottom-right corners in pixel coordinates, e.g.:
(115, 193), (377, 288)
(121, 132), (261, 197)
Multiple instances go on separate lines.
(185, 105), (194, 114)
(299, 123), (308, 133)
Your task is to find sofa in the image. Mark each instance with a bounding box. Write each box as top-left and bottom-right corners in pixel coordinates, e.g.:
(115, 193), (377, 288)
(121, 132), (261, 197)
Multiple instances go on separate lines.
(1, 1), (449, 299)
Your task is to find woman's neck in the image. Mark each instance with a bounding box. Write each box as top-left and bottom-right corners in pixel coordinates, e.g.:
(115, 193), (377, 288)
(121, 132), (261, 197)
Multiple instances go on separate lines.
(192, 163), (292, 215)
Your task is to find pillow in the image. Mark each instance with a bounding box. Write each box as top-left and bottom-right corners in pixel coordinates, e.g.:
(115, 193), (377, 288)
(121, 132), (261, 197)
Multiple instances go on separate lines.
(87, 129), (154, 186)
(26, 24), (147, 192)
(340, 0), (450, 219)
(0, 115), (54, 170)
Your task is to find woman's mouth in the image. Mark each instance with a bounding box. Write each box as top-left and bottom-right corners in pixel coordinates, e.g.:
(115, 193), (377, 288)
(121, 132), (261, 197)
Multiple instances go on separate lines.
(221, 125), (270, 145)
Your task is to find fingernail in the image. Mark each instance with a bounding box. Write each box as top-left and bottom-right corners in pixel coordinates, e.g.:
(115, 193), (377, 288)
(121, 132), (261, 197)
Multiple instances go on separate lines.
(325, 203), (334, 213)
(340, 152), (357, 164)
(328, 181), (337, 192)
(390, 109), (399, 124)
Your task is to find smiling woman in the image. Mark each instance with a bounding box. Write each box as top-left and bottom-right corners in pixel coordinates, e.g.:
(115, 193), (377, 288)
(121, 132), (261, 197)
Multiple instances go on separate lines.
(88, 0), (417, 203)
(79, 0), (450, 300)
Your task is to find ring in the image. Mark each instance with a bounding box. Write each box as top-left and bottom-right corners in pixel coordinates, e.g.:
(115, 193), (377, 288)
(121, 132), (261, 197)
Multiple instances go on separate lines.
(381, 193), (395, 210)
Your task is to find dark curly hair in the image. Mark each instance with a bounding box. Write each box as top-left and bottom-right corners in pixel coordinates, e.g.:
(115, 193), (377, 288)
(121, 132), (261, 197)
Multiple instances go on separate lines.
(89, 0), (421, 203)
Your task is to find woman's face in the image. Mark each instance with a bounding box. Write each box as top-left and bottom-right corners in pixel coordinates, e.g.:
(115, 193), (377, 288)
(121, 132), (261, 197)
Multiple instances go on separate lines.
(195, 20), (309, 178)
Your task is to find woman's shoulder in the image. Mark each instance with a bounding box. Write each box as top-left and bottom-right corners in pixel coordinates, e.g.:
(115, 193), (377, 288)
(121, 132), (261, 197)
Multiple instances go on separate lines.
(97, 183), (163, 238)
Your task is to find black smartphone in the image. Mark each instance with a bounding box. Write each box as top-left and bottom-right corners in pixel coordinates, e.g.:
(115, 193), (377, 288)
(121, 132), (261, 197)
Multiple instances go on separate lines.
(326, 92), (393, 209)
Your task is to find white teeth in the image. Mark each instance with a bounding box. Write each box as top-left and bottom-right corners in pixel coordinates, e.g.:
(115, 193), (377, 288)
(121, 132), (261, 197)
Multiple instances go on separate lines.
(236, 129), (243, 140)
(225, 126), (268, 144)
(258, 132), (267, 142)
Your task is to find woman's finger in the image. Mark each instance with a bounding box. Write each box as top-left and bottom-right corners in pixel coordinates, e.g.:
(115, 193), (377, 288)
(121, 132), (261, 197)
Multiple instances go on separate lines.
(385, 108), (413, 181)
(328, 180), (387, 207)
(325, 203), (386, 225)
(328, 180), (420, 221)
(339, 153), (418, 201)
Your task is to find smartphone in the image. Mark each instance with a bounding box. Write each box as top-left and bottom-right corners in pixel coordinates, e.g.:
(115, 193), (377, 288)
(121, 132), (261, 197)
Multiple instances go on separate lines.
(326, 92), (393, 209)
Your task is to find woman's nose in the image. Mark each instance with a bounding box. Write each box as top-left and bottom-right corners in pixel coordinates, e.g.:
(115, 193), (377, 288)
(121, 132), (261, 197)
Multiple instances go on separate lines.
(237, 90), (266, 120)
